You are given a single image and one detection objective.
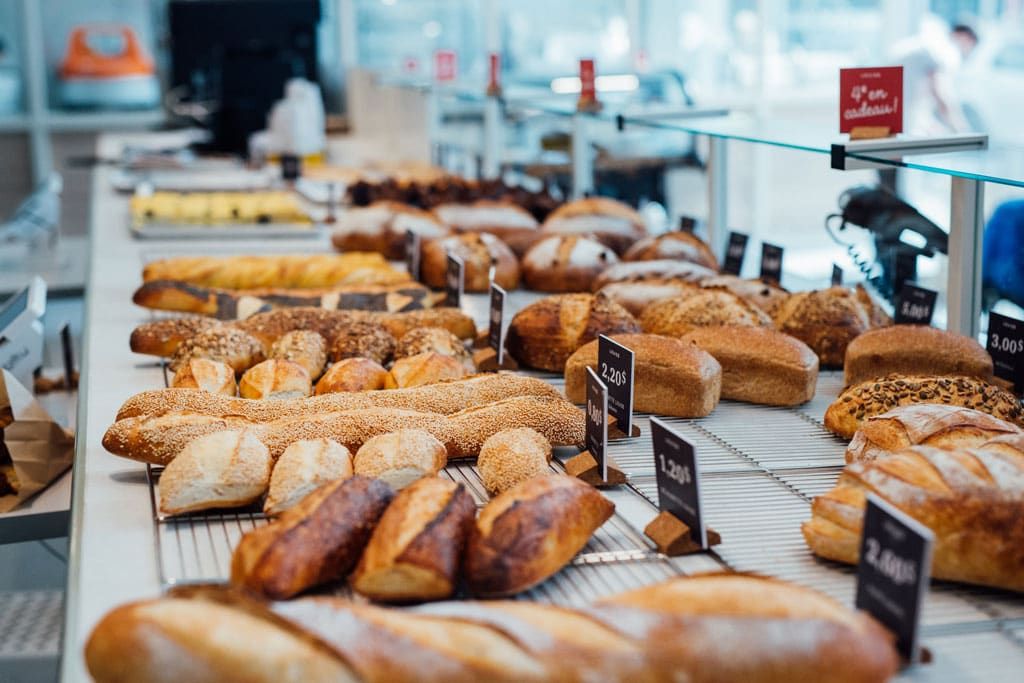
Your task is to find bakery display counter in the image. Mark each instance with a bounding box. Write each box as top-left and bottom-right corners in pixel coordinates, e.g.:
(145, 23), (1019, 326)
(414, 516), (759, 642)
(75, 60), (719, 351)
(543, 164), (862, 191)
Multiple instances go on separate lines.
(63, 133), (1024, 682)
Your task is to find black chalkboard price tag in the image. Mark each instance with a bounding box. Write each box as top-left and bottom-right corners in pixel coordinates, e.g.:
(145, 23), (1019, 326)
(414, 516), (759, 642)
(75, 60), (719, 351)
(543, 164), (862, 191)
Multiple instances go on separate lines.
(60, 323), (75, 389)
(832, 263), (844, 287)
(650, 417), (706, 549)
(584, 366), (608, 482)
(722, 231), (748, 275)
(597, 334), (635, 436)
(488, 283), (507, 365)
(894, 284), (937, 326)
(855, 494), (934, 663)
(678, 215), (698, 233)
(405, 230), (421, 282)
(444, 253), (464, 308)
(987, 311), (1024, 389)
(280, 153), (302, 181)
(759, 242), (784, 284)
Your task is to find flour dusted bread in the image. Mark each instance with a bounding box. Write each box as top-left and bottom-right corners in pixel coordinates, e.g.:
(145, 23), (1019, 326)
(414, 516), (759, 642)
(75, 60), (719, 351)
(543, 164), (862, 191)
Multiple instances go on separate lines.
(521, 235), (618, 292)
(844, 324), (994, 385)
(264, 439), (353, 515)
(595, 278), (701, 317)
(623, 231), (718, 270)
(387, 352), (468, 388)
(352, 477), (476, 602)
(159, 430), (271, 516)
(641, 290), (772, 337)
(315, 358), (391, 394)
(331, 201), (450, 258)
(681, 326), (818, 406)
(171, 358), (237, 396)
(239, 359), (313, 400)
(773, 285), (890, 367)
(845, 403), (1021, 463)
(268, 330), (327, 380)
(564, 333), (722, 417)
(592, 259), (715, 290)
(541, 196), (647, 254)
(477, 428), (552, 496)
(353, 429), (448, 490)
(420, 232), (520, 292)
(432, 200), (540, 256)
(701, 275), (789, 316)
(506, 293), (640, 371)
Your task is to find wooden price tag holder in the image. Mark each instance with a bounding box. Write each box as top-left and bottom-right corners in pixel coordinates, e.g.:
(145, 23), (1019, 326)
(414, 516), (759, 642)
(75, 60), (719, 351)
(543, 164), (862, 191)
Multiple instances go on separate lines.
(472, 346), (518, 372)
(608, 416), (640, 439)
(849, 125), (891, 140)
(564, 450), (626, 488)
(644, 511), (721, 557)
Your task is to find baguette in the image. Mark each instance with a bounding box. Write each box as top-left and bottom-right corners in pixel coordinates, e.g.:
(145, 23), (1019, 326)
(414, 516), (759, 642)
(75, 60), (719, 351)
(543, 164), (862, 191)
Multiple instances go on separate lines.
(845, 403), (1021, 463)
(824, 374), (1024, 439)
(803, 445), (1024, 592)
(352, 429), (448, 490)
(141, 253), (409, 289)
(159, 430), (271, 516)
(238, 359), (312, 400)
(442, 395), (585, 457)
(844, 324), (994, 385)
(465, 474), (614, 596)
(477, 428), (552, 496)
(170, 358), (236, 396)
(352, 477), (475, 602)
(115, 373), (562, 421)
(264, 439), (353, 515)
(231, 475), (394, 599)
(132, 279), (436, 318)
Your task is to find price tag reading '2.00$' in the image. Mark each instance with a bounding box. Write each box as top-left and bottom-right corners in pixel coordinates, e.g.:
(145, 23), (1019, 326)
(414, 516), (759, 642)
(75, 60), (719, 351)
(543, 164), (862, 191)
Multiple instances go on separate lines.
(597, 334), (635, 436)
(650, 417), (706, 549)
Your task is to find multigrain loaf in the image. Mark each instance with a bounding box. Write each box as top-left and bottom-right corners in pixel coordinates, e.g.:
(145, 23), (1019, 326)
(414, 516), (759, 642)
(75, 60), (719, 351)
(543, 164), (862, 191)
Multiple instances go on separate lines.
(595, 278), (701, 317)
(328, 321), (396, 365)
(264, 439), (353, 515)
(395, 327), (472, 369)
(521, 235), (619, 292)
(268, 330), (328, 380)
(168, 326), (266, 374)
(131, 316), (220, 357)
(641, 290), (772, 337)
(353, 429), (448, 490)
(315, 358), (391, 394)
(700, 275), (789, 316)
(681, 326), (818, 406)
(845, 404), (1021, 463)
(564, 333), (722, 417)
(591, 259), (715, 290)
(420, 232), (520, 292)
(824, 374), (1024, 439)
(844, 324), (994, 385)
(238, 359), (313, 400)
(506, 293), (640, 372)
(623, 231), (718, 270)
(773, 285), (890, 367)
(170, 358), (237, 396)
(477, 428), (552, 496)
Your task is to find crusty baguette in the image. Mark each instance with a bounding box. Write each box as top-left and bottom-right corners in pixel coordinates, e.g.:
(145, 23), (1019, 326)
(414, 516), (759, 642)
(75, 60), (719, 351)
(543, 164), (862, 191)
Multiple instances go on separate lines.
(477, 428), (551, 496)
(465, 474), (614, 597)
(170, 358), (236, 396)
(231, 475), (394, 599)
(264, 439), (353, 516)
(238, 359), (312, 400)
(845, 403), (1021, 463)
(352, 477), (475, 602)
(844, 324), (994, 386)
(141, 253), (409, 289)
(442, 396), (585, 458)
(352, 430), (448, 490)
(824, 374), (1024, 439)
(115, 373), (562, 421)
(803, 445), (1024, 592)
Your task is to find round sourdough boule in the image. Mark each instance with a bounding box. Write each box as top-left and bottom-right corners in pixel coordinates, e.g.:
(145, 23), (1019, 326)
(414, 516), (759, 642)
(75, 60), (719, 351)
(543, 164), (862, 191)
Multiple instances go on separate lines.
(268, 330), (328, 380)
(315, 358), (391, 394)
(641, 290), (772, 338)
(623, 232), (718, 270)
(169, 326), (266, 375)
(477, 428), (552, 496)
(353, 429), (448, 490)
(395, 326), (472, 370)
(540, 196), (647, 255)
(506, 293), (640, 372)
(170, 357), (237, 396)
(387, 351), (468, 388)
(521, 235), (619, 292)
(420, 232), (520, 292)
(329, 321), (396, 365)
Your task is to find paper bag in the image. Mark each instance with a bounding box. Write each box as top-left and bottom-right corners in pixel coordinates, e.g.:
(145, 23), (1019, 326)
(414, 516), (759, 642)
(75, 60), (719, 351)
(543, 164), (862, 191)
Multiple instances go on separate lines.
(0, 369), (75, 513)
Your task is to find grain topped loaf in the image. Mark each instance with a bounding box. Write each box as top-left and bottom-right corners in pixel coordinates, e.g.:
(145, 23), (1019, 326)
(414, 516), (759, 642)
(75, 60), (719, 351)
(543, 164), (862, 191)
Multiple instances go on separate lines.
(641, 290), (772, 338)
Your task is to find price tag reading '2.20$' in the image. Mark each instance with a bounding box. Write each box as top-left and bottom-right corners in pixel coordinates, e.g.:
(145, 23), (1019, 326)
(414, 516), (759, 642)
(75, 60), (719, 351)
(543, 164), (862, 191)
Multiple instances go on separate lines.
(650, 417), (706, 549)
(444, 253), (464, 308)
(597, 334), (635, 436)
(894, 284), (937, 326)
(584, 366), (609, 483)
(855, 494), (934, 663)
(987, 311), (1024, 389)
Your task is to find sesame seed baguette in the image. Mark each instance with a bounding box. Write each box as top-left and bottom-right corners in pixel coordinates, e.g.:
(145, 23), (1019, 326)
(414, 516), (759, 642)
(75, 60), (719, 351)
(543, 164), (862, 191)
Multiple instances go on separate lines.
(115, 374), (562, 422)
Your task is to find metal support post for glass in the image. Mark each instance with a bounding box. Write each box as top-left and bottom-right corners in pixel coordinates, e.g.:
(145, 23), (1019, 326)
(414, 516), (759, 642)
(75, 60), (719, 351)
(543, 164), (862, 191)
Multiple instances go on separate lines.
(707, 136), (728, 258)
(427, 87), (442, 167)
(947, 177), (984, 338)
(571, 113), (594, 199)
(482, 96), (502, 180)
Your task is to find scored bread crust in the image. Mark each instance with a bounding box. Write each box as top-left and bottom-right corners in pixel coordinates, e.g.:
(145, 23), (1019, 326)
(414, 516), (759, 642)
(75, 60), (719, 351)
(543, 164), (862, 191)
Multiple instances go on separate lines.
(623, 232), (719, 271)
(170, 358), (237, 396)
(595, 279), (701, 317)
(268, 331), (327, 380)
(700, 275), (789, 317)
(521, 235), (619, 293)
(592, 259), (715, 291)
(387, 352), (468, 389)
(330, 201), (450, 259)
(353, 429), (448, 490)
(264, 439), (353, 516)
(238, 359), (312, 400)
(540, 197), (647, 254)
(844, 324), (994, 386)
(315, 358), (391, 395)
(641, 290), (772, 338)
(477, 428), (552, 496)
(773, 286), (888, 368)
(420, 232), (520, 292)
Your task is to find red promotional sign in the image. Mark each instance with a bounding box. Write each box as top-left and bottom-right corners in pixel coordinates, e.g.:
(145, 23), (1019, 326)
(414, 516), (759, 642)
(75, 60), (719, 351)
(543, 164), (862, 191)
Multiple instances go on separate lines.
(434, 50), (457, 82)
(839, 66), (903, 134)
(579, 59), (596, 102)
(487, 53), (500, 94)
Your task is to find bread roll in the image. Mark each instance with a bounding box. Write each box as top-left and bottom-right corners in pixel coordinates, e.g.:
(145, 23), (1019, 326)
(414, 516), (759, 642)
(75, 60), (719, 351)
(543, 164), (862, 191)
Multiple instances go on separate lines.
(477, 428), (552, 496)
(591, 259), (715, 290)
(395, 326), (472, 370)
(239, 359), (313, 400)
(824, 374), (1024, 439)
(352, 477), (476, 602)
(315, 358), (391, 394)
(130, 316), (221, 357)
(844, 324), (994, 386)
(521, 235), (618, 292)
(641, 290), (772, 338)
(506, 293), (640, 372)
(353, 429), (448, 490)
(541, 197), (647, 254)
(773, 285), (890, 367)
(466, 474), (614, 596)
(595, 279), (701, 317)
(159, 430), (271, 516)
(845, 403), (1021, 463)
(169, 326), (266, 375)
(803, 445), (1024, 592)
(142, 253), (408, 289)
(269, 330), (328, 380)
(329, 321), (396, 365)
(388, 352), (468, 389)
(681, 326), (819, 406)
(264, 439), (353, 515)
(700, 275), (788, 316)
(564, 333), (722, 417)
(420, 232), (520, 292)
(623, 232), (718, 270)
(170, 358), (237, 396)
(231, 475), (394, 599)
(432, 200), (540, 256)
(331, 201), (450, 258)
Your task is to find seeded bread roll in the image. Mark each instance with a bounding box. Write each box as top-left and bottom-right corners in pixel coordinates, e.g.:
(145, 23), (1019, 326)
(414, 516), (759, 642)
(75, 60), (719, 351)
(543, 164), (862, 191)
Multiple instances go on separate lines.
(329, 321), (396, 365)
(591, 259), (715, 291)
(700, 275), (789, 316)
(130, 317), (220, 357)
(353, 429), (448, 490)
(170, 358), (237, 396)
(623, 232), (718, 270)
(824, 374), (1024, 439)
(564, 333), (722, 417)
(466, 475), (614, 597)
(595, 279), (701, 317)
(315, 358), (391, 394)
(395, 327), (472, 370)
(268, 330), (328, 380)
(238, 359), (313, 400)
(845, 404), (1021, 463)
(681, 326), (819, 406)
(641, 290), (772, 338)
(231, 475), (394, 599)
(521, 235), (619, 292)
(159, 430), (272, 516)
(477, 428), (552, 496)
(844, 324), (994, 386)
(352, 477), (476, 602)
(540, 197), (647, 255)
(169, 326), (266, 375)
(264, 439), (354, 515)
(388, 352), (468, 389)
(330, 201), (450, 259)
(506, 293), (640, 372)
(420, 232), (520, 292)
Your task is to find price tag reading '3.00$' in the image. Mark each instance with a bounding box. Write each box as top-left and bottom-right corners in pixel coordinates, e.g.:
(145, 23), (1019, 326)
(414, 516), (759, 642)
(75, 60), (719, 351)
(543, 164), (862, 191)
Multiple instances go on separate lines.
(987, 311), (1024, 389)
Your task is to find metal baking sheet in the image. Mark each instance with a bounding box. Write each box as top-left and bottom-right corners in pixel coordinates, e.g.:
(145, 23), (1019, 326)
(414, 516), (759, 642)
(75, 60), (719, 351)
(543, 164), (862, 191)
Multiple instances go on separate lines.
(130, 221), (326, 240)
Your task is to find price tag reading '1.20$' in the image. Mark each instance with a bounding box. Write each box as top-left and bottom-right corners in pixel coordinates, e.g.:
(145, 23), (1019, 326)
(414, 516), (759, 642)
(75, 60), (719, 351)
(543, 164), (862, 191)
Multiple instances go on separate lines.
(855, 494), (934, 663)
(584, 366), (609, 483)
(894, 284), (937, 326)
(987, 311), (1024, 389)
(650, 417), (706, 549)
(597, 334), (635, 436)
